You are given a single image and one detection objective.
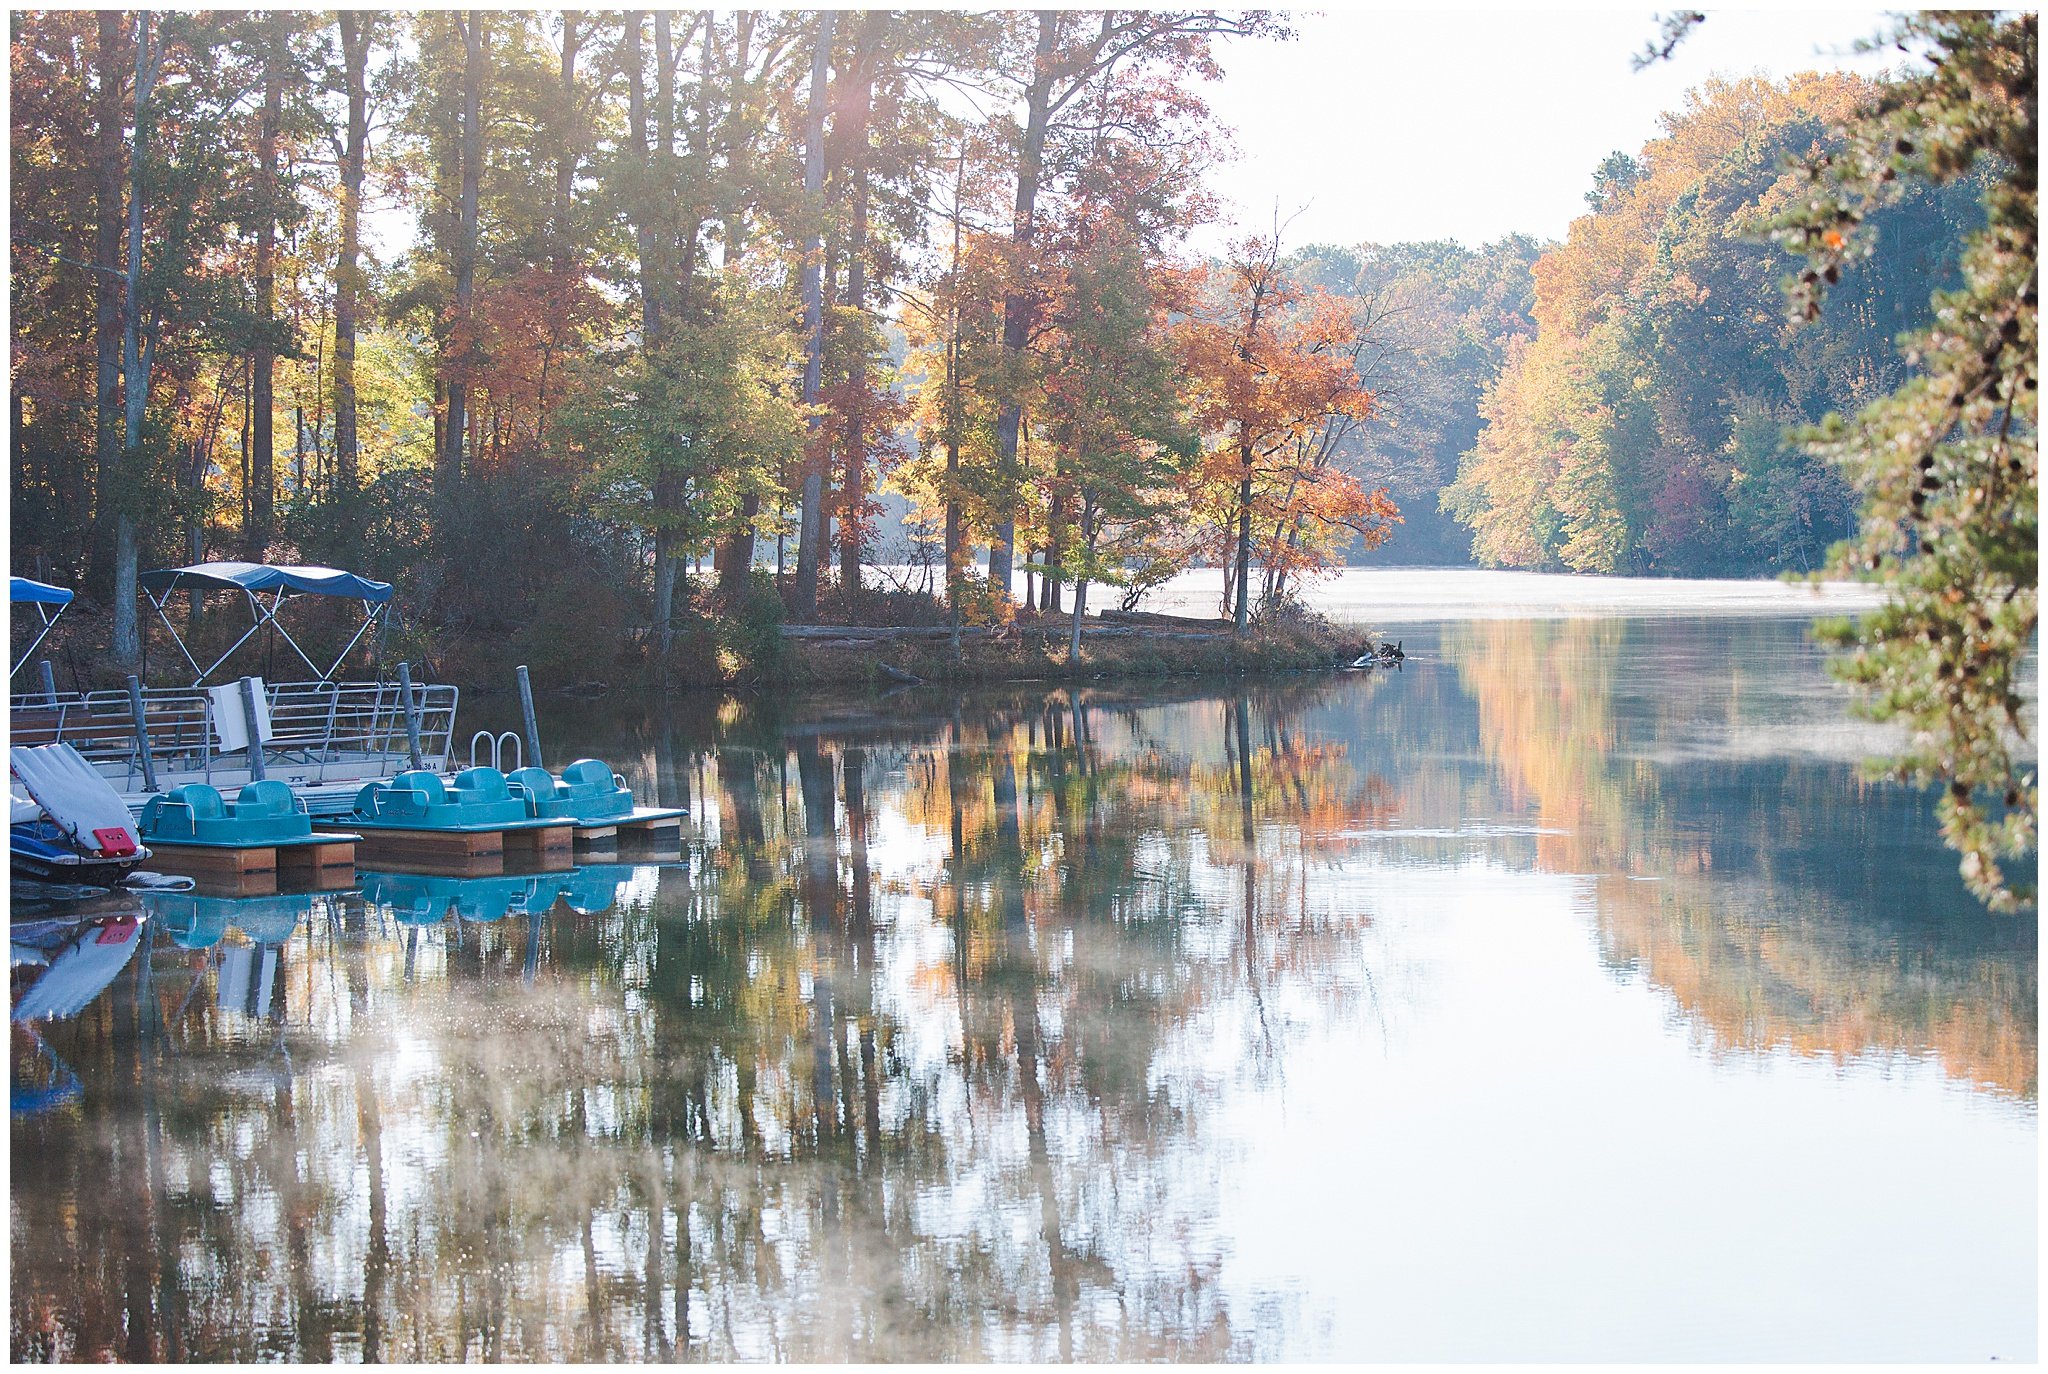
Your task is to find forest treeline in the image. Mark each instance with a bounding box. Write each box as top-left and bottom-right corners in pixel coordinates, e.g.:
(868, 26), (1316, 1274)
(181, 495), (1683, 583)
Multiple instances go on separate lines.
(0, 13), (2012, 664)
(12, 7), (1423, 674)
(1442, 70), (1984, 576)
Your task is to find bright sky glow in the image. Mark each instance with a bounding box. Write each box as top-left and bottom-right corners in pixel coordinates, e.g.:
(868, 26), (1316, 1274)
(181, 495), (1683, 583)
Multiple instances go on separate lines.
(363, 9), (1906, 271)
(1192, 7), (1904, 253)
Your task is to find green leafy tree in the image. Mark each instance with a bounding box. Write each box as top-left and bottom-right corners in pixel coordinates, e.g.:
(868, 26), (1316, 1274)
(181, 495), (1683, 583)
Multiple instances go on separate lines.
(1039, 236), (1197, 653)
(571, 272), (806, 655)
(1773, 12), (2037, 910)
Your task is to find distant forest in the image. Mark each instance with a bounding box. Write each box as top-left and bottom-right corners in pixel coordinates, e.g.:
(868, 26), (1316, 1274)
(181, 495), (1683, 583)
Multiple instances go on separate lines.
(9, 13), (1988, 673)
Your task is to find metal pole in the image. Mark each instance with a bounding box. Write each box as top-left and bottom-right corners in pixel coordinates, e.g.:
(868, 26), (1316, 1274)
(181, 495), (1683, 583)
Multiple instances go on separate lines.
(516, 664), (543, 771)
(126, 674), (159, 793)
(397, 661), (425, 770)
(38, 660), (58, 703)
(239, 675), (268, 781)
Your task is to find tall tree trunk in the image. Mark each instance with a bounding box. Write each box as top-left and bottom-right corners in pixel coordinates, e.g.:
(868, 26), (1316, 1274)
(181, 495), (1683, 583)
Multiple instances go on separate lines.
(92, 11), (126, 596)
(627, 12), (684, 653)
(624, 12), (662, 344)
(654, 10), (678, 295)
(791, 10), (836, 621)
(652, 483), (681, 654)
(988, 12), (1059, 597)
(1231, 262), (1273, 637)
(1067, 501), (1093, 658)
(553, 12), (580, 279)
(715, 13), (763, 589)
(333, 11), (369, 505)
(837, 18), (878, 595)
(442, 12), (485, 497)
(249, 13), (284, 558)
(113, 13), (160, 670)
(944, 145), (967, 656)
(1042, 488), (1066, 612)
(1234, 431), (1255, 634)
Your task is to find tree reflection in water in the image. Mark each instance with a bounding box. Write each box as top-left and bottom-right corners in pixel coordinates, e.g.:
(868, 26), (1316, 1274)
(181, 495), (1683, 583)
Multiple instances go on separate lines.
(10, 629), (2034, 1359)
(1444, 617), (2037, 1100)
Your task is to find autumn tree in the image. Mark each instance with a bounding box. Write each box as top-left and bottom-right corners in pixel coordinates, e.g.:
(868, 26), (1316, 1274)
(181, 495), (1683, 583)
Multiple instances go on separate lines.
(1177, 233), (1389, 633)
(978, 10), (1287, 599)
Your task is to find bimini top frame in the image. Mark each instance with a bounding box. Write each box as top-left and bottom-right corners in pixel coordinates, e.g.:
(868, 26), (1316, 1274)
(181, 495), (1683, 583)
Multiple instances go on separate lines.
(139, 561), (394, 686)
(11, 577), (75, 679)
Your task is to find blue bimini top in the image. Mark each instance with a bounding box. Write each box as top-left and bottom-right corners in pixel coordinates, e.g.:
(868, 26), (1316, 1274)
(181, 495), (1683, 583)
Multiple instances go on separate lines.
(138, 562), (393, 603)
(10, 577), (74, 607)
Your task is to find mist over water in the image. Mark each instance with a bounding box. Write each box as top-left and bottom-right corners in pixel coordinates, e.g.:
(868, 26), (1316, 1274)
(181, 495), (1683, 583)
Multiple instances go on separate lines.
(11, 598), (2036, 1361)
(1147, 565), (1889, 622)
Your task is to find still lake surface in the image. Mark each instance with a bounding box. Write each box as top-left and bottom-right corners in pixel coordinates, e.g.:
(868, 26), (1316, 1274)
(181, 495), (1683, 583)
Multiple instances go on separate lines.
(10, 573), (2037, 1361)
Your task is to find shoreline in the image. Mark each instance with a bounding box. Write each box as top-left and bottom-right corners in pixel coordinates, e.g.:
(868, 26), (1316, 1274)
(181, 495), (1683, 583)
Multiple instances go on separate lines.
(11, 569), (1895, 698)
(452, 616), (1385, 697)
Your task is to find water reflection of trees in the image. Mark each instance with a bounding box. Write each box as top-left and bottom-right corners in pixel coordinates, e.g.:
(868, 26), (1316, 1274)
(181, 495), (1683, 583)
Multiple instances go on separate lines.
(12, 678), (1397, 1361)
(1447, 617), (2037, 1101)
(18, 638), (2029, 1361)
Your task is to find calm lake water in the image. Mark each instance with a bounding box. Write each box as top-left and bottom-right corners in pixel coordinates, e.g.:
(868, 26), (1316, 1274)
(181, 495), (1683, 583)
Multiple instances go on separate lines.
(10, 578), (2037, 1361)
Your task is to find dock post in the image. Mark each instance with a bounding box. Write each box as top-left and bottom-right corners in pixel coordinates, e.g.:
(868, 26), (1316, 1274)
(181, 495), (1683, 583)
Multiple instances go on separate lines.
(516, 664), (544, 770)
(38, 660), (58, 704)
(126, 674), (159, 793)
(239, 675), (268, 781)
(397, 661), (426, 769)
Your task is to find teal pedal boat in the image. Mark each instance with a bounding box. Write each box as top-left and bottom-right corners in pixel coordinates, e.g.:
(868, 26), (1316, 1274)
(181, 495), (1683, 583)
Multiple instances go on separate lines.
(349, 767), (568, 834)
(140, 779), (361, 848)
(506, 758), (687, 828)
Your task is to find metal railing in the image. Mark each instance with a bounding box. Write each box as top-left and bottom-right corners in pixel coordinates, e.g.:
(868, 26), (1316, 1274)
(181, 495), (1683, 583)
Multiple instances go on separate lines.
(9, 677), (459, 795)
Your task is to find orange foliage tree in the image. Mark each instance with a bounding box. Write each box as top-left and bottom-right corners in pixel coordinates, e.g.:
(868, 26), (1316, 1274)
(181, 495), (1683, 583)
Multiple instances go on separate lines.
(1177, 235), (1396, 631)
(441, 265), (607, 473)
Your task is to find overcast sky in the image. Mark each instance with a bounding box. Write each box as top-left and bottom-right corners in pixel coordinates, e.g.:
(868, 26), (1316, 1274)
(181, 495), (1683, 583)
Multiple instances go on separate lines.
(1190, 7), (1905, 253)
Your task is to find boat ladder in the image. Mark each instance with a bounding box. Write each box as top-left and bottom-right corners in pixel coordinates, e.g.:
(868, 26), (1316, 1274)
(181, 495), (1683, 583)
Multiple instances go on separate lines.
(469, 730), (524, 773)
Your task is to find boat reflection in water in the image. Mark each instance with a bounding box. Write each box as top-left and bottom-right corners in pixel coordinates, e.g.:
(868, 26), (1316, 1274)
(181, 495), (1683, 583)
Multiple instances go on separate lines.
(7, 620), (2036, 1361)
(11, 911), (148, 1118)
